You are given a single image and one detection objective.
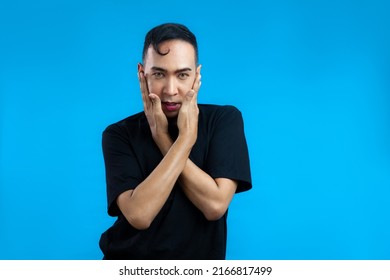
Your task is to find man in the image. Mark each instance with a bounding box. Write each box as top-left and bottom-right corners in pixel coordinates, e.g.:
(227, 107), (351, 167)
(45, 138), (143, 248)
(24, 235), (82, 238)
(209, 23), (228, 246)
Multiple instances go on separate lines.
(99, 23), (252, 259)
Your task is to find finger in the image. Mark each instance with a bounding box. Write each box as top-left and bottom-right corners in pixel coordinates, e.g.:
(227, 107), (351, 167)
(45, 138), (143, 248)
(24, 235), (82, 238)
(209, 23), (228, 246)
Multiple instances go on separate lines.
(185, 89), (198, 104)
(192, 65), (201, 90)
(192, 88), (198, 105)
(139, 72), (149, 99)
(192, 65), (202, 93)
(139, 71), (151, 110)
(149, 93), (163, 112)
(192, 74), (201, 93)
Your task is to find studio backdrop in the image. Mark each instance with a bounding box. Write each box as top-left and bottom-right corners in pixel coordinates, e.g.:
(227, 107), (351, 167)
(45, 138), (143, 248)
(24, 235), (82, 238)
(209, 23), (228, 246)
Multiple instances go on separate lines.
(1, 0), (389, 259)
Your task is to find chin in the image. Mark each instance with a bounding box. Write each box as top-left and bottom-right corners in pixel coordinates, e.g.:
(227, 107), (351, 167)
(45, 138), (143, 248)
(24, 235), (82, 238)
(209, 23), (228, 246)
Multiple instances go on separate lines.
(164, 111), (179, 119)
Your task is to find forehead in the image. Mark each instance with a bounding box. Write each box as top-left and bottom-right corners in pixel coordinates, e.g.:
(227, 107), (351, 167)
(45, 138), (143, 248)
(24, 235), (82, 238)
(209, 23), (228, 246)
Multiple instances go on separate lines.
(144, 40), (196, 69)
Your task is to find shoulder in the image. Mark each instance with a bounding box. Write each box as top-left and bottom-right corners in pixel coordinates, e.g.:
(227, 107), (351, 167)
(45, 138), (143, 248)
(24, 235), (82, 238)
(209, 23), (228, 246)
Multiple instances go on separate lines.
(103, 112), (146, 135)
(198, 104), (243, 124)
(199, 104), (241, 114)
(199, 104), (242, 117)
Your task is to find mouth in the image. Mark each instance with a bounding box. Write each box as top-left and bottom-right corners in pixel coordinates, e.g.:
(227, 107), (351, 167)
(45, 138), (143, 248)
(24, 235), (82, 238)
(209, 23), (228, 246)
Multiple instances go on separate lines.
(162, 102), (181, 112)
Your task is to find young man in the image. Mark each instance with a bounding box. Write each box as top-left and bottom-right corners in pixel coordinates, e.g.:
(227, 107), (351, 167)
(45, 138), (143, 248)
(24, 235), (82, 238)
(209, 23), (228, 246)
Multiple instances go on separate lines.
(99, 23), (252, 259)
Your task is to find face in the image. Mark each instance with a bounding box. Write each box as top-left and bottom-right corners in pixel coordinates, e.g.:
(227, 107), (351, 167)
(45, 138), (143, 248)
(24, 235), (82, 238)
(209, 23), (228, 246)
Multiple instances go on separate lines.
(139, 40), (199, 118)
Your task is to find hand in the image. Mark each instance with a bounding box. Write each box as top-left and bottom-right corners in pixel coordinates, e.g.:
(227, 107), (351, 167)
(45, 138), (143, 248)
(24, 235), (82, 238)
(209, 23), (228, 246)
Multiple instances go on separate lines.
(177, 66), (201, 146)
(139, 71), (169, 141)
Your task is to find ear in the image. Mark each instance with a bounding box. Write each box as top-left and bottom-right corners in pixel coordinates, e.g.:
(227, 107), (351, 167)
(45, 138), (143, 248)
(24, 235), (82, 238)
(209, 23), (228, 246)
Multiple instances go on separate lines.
(138, 63), (144, 74)
(196, 64), (202, 74)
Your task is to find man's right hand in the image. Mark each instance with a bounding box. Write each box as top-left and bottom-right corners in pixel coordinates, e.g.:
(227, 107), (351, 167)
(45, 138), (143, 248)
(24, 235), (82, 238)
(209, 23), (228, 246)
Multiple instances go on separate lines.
(139, 71), (170, 143)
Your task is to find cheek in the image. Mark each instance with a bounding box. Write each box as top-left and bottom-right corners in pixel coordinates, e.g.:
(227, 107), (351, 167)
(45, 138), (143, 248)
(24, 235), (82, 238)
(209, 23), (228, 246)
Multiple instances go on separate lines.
(147, 80), (163, 94)
(178, 80), (194, 95)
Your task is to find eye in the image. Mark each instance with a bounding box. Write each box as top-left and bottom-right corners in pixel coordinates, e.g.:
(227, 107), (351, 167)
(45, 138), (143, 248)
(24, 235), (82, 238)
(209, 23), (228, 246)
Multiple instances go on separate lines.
(178, 73), (189, 80)
(152, 72), (164, 79)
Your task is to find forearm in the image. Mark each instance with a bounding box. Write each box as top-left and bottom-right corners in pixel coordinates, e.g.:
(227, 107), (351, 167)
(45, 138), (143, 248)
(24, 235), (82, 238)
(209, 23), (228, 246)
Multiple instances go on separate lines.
(153, 132), (174, 155)
(117, 136), (192, 229)
(155, 135), (236, 221)
(179, 160), (237, 220)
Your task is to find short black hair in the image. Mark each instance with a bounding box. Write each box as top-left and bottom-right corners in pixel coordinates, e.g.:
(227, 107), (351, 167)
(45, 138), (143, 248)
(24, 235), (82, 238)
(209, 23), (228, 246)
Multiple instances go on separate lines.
(142, 23), (198, 63)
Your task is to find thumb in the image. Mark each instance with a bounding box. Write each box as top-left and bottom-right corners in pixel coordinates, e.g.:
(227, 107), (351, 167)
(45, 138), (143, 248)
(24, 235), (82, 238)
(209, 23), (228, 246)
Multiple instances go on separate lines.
(149, 93), (162, 110)
(185, 90), (195, 102)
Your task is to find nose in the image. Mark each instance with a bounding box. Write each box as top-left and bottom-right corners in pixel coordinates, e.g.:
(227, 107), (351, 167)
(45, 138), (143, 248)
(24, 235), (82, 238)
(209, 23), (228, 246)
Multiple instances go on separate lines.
(163, 77), (178, 96)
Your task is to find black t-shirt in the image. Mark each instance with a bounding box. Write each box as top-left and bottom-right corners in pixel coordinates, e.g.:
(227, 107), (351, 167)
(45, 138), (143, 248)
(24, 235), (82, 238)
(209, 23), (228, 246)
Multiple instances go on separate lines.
(99, 104), (252, 259)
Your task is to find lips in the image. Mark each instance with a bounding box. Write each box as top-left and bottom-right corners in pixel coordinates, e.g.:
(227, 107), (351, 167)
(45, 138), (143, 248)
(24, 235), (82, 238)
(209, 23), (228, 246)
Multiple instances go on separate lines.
(163, 102), (180, 112)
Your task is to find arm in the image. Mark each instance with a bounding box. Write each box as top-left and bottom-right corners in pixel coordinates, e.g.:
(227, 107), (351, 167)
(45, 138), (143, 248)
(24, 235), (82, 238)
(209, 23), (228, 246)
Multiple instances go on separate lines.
(116, 71), (198, 230)
(180, 162), (237, 221)
(156, 140), (237, 221)
(158, 139), (237, 221)
(151, 67), (237, 221)
(116, 135), (193, 230)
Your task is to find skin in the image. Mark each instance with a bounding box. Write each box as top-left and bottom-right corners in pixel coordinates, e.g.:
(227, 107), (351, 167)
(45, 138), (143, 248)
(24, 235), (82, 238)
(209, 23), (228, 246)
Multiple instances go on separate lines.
(116, 40), (238, 230)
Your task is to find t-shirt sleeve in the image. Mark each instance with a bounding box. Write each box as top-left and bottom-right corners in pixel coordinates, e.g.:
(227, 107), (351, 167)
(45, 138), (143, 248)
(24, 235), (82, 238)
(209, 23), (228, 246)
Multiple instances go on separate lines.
(102, 124), (142, 216)
(206, 106), (252, 193)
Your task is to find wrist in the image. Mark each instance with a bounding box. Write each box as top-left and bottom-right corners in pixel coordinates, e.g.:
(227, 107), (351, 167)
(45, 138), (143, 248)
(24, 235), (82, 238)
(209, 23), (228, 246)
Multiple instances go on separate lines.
(154, 133), (173, 155)
(176, 133), (197, 150)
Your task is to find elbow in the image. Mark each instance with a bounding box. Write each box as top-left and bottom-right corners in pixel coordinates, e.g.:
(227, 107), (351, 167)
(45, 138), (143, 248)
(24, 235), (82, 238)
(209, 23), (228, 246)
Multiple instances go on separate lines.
(117, 193), (154, 230)
(124, 213), (153, 230)
(203, 203), (228, 221)
(130, 219), (152, 231)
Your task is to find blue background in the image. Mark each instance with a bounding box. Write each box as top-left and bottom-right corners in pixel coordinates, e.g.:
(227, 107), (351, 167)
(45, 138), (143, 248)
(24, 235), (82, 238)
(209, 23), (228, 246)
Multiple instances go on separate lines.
(1, 0), (389, 259)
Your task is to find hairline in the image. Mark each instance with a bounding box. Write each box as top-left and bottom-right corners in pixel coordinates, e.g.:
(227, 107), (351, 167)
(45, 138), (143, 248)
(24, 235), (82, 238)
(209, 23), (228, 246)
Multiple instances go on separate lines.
(143, 39), (198, 65)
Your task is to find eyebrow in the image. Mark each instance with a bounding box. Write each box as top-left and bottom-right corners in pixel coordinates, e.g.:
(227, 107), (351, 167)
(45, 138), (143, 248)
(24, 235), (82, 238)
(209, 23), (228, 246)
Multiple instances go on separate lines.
(151, 66), (192, 73)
